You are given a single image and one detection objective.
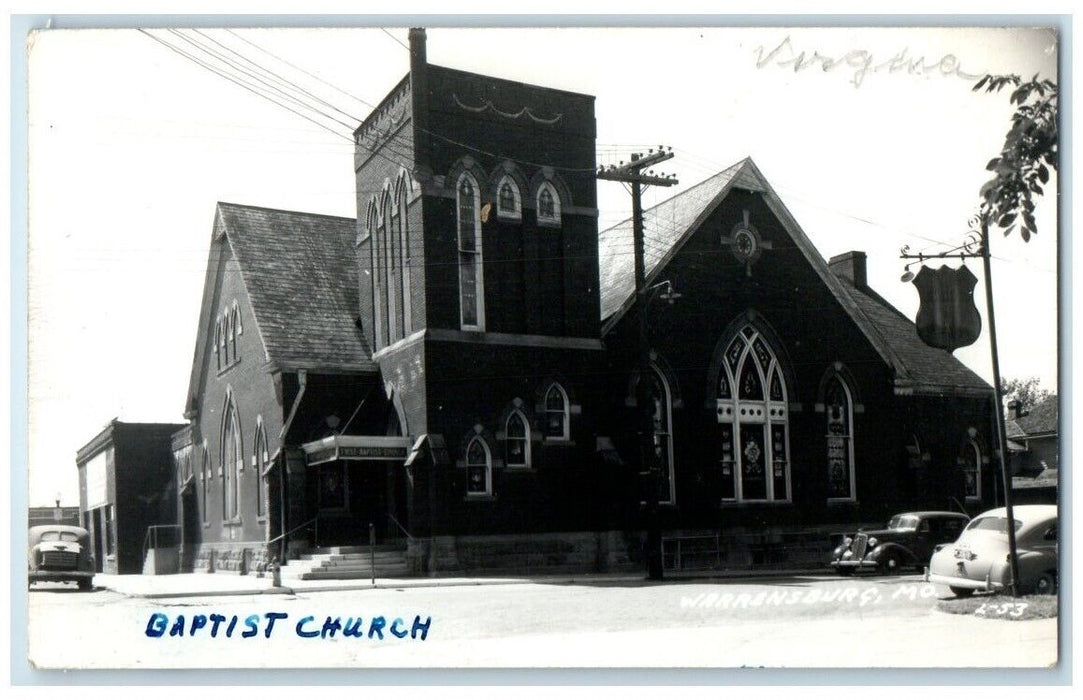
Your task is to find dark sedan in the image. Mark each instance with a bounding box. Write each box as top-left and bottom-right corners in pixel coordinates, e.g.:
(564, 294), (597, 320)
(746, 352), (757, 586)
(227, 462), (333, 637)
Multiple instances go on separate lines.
(831, 511), (969, 575)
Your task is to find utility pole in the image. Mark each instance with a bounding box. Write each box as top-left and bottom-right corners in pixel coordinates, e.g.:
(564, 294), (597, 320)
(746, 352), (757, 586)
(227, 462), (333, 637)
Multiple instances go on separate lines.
(598, 149), (678, 581)
(900, 215), (1021, 596)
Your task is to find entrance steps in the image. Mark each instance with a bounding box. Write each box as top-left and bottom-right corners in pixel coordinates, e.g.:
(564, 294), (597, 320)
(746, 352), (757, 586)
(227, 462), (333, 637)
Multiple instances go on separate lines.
(279, 544), (411, 580)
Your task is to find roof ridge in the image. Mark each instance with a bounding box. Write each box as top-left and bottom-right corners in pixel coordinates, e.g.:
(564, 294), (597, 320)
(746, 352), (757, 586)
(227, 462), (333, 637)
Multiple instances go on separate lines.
(599, 158), (749, 236)
(216, 201), (356, 223)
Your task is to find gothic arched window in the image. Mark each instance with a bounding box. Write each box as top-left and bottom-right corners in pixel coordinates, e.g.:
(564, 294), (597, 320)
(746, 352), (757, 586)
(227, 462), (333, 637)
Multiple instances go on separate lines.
(536, 182), (561, 226)
(544, 383), (570, 441)
(505, 410), (531, 468)
(825, 374), (856, 501)
(457, 174), (484, 329)
(649, 366), (676, 505)
(716, 325), (790, 503)
(221, 402), (242, 520)
(466, 437), (492, 496)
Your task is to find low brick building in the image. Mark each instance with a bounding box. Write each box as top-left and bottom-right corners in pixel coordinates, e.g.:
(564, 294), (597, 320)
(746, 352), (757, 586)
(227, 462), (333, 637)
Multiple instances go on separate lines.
(75, 420), (185, 574)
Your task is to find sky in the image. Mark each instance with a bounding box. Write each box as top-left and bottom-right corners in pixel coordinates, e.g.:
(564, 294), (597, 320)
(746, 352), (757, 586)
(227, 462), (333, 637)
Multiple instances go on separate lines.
(22, 24), (1060, 508)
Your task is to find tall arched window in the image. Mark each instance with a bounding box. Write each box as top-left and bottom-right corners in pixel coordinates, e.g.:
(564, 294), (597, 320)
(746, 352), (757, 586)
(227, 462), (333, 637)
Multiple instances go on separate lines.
(368, 202), (386, 349)
(649, 366), (676, 505)
(457, 174), (484, 329)
(960, 439), (982, 501)
(382, 193), (398, 344)
(229, 306), (240, 361)
(397, 179), (412, 335)
(221, 400), (242, 520)
(544, 383), (570, 441)
(824, 374), (856, 501)
(254, 421), (268, 519)
(536, 182), (561, 226)
(200, 443), (210, 525)
(717, 325), (790, 502)
(465, 437), (492, 496)
(505, 410), (531, 468)
(213, 320), (222, 371)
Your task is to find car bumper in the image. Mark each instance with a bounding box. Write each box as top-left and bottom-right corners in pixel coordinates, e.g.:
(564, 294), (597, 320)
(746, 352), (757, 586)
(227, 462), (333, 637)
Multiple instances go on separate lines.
(29, 571), (94, 583)
(924, 570), (1001, 592)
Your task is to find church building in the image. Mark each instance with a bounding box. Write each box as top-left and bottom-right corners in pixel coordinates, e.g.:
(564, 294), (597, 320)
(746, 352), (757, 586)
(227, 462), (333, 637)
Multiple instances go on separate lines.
(171, 29), (997, 576)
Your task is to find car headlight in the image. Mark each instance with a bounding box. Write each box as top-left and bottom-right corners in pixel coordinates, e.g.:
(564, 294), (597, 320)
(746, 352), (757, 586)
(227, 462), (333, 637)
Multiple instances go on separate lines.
(868, 537), (878, 548)
(843, 537), (852, 546)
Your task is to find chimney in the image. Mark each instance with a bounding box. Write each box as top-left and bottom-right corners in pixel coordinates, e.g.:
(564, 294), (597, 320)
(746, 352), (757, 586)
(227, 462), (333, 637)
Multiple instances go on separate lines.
(828, 251), (868, 289)
(409, 28), (431, 178)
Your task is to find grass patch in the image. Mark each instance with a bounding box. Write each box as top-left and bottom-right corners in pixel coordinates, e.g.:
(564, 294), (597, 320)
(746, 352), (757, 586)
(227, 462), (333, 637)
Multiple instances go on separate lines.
(937, 594), (1058, 620)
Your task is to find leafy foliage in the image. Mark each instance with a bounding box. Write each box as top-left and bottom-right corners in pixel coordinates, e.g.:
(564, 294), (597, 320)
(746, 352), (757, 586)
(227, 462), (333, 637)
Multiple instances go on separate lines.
(1000, 376), (1054, 411)
(974, 74), (1058, 241)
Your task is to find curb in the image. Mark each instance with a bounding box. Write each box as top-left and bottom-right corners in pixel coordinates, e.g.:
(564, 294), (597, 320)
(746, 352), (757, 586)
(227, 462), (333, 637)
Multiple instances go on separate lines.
(95, 568), (834, 600)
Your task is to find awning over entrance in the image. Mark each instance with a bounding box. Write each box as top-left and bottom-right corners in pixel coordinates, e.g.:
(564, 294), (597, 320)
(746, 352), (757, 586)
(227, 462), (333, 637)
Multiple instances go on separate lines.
(301, 435), (411, 466)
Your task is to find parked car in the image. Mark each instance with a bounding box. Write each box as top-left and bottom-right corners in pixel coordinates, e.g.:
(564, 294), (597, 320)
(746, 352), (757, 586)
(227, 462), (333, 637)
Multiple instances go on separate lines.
(927, 504), (1057, 597)
(831, 511), (970, 575)
(28, 524), (95, 590)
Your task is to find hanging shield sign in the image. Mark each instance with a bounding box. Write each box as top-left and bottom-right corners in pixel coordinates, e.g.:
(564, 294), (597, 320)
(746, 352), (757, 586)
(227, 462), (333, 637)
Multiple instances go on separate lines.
(912, 265), (982, 352)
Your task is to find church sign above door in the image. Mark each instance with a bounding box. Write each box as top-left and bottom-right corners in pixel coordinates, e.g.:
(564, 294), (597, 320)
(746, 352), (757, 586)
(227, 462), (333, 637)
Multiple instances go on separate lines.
(301, 435), (412, 466)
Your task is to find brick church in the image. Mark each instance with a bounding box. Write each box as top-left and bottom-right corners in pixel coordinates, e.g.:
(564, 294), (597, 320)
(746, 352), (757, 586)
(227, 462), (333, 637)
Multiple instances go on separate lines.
(170, 29), (997, 576)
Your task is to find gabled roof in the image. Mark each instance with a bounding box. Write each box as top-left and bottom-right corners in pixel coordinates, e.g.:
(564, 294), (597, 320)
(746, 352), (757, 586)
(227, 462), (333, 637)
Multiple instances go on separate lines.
(1006, 394), (1059, 439)
(218, 203), (375, 375)
(185, 204), (374, 414)
(597, 158), (990, 396)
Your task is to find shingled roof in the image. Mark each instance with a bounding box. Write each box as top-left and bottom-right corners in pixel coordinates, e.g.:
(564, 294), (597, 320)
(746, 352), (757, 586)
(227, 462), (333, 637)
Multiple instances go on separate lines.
(597, 158), (991, 396)
(214, 203), (374, 375)
(1007, 393), (1059, 440)
(837, 282), (989, 394)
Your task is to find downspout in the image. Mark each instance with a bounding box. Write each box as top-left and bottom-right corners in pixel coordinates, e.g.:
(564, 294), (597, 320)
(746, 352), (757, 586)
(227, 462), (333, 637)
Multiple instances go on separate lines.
(276, 369), (307, 562)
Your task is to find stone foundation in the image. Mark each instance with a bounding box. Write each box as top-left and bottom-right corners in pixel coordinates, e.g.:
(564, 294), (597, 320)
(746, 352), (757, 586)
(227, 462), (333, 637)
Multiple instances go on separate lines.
(191, 541), (268, 575)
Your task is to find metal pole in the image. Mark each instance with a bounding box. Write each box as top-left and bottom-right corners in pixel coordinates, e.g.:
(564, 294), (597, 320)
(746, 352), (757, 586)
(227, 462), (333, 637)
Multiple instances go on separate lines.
(980, 219), (1021, 597)
(369, 522), (376, 586)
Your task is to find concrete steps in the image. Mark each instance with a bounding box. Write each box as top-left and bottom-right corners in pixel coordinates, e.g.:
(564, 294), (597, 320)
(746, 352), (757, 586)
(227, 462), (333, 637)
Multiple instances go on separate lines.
(281, 545), (411, 580)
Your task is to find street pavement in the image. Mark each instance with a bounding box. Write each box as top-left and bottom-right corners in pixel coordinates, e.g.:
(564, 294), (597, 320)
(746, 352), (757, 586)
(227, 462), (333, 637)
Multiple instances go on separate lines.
(88, 567), (828, 598)
(26, 573), (1059, 671)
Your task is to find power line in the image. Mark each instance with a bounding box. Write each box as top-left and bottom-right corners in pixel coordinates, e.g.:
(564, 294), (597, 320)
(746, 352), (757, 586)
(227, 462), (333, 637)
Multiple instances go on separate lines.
(190, 29), (366, 125)
(380, 28), (410, 52)
(165, 29), (358, 134)
(138, 29), (355, 145)
(223, 28), (381, 112)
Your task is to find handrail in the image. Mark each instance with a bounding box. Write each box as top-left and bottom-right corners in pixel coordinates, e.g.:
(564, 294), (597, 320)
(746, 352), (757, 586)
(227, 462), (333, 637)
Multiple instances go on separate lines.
(266, 516), (318, 547)
(142, 524), (181, 563)
(387, 512), (414, 542)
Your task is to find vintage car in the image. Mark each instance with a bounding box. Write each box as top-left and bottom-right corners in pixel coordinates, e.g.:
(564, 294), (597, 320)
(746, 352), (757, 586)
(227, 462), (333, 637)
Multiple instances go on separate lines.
(831, 511), (970, 575)
(28, 524), (95, 590)
(926, 504), (1057, 597)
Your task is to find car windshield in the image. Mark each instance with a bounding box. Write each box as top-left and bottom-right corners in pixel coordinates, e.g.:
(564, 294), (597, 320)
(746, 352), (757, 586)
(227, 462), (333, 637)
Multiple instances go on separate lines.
(965, 516), (1022, 533)
(887, 515), (919, 530)
(39, 531), (80, 543)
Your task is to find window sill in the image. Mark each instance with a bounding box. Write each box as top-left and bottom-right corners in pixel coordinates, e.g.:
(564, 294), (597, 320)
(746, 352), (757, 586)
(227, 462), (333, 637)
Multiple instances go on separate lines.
(542, 438), (575, 447)
(718, 500), (794, 507)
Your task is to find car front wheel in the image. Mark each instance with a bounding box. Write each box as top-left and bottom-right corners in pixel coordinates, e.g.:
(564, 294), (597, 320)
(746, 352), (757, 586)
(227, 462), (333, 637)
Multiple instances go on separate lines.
(1032, 572), (1057, 596)
(949, 586), (974, 598)
(877, 556), (902, 575)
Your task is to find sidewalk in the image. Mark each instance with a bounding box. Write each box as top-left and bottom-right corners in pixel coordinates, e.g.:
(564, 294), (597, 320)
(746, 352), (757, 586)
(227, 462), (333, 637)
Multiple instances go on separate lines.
(92, 567), (830, 599)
